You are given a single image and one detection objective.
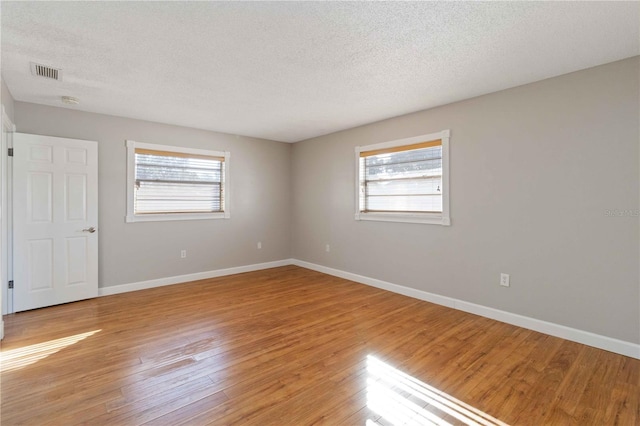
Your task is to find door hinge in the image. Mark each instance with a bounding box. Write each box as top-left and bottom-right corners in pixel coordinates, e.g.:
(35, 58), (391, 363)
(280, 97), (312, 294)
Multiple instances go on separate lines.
(8, 280), (13, 289)
(8, 148), (13, 157)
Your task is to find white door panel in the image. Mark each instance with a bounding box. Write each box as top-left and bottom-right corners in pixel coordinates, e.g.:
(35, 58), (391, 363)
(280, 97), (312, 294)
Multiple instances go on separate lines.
(65, 174), (87, 221)
(14, 133), (98, 312)
(28, 172), (53, 222)
(28, 239), (53, 290)
(65, 237), (88, 285)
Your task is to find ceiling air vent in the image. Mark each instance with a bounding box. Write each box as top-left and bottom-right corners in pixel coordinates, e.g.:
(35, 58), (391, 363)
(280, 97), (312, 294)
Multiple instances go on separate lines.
(30, 62), (62, 81)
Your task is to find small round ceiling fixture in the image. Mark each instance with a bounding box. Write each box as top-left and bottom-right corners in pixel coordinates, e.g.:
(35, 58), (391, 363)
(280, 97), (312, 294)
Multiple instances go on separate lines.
(61, 96), (80, 105)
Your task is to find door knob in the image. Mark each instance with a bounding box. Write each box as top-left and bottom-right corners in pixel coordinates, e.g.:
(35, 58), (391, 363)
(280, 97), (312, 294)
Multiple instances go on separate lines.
(82, 227), (96, 233)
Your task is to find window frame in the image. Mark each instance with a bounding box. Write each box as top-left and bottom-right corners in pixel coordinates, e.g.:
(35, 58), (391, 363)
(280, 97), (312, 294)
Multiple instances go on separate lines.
(125, 140), (230, 223)
(354, 129), (450, 226)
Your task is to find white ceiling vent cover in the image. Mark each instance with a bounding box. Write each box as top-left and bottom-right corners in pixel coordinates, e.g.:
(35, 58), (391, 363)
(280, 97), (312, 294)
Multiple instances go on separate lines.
(30, 62), (62, 81)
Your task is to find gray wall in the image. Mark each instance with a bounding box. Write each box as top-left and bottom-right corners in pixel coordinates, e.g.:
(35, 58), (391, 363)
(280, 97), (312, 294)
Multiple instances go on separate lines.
(14, 103), (291, 288)
(1, 77), (14, 122)
(292, 57), (640, 343)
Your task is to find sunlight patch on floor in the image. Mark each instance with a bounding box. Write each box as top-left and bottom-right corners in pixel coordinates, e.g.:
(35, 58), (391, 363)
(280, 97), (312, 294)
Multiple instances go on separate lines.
(1, 330), (101, 372)
(366, 355), (509, 426)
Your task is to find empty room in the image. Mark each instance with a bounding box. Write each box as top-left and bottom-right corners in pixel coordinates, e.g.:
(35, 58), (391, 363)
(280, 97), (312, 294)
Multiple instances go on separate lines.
(0, 1), (638, 425)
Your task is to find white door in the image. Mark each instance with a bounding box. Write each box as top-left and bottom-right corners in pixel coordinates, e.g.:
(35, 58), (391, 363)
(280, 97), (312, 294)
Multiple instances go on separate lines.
(13, 133), (98, 312)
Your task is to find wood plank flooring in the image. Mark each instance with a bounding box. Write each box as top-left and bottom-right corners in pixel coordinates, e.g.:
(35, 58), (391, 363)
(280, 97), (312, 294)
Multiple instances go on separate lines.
(1, 265), (638, 425)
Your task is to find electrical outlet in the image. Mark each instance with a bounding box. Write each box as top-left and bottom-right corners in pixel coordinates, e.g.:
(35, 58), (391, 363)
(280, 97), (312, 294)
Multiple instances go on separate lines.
(500, 273), (510, 287)
(257, 241), (262, 249)
(325, 244), (330, 252)
(181, 250), (187, 259)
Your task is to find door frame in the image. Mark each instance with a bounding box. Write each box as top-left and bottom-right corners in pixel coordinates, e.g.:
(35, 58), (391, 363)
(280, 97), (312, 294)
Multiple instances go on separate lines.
(1, 106), (15, 338)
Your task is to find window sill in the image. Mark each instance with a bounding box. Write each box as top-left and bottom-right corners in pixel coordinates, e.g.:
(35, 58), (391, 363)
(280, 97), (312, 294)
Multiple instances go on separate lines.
(126, 212), (230, 223)
(355, 212), (450, 226)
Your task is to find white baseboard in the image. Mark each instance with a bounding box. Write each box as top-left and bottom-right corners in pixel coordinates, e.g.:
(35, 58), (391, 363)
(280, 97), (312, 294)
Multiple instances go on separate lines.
(97, 257), (639, 359)
(98, 259), (294, 297)
(291, 259), (640, 360)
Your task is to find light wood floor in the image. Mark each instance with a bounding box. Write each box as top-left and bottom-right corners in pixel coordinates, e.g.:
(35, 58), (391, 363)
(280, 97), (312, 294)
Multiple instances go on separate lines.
(1, 266), (637, 425)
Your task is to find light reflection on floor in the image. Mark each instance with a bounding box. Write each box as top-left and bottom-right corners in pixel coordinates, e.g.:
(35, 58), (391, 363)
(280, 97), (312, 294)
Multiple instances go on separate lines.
(366, 355), (509, 426)
(1, 330), (101, 372)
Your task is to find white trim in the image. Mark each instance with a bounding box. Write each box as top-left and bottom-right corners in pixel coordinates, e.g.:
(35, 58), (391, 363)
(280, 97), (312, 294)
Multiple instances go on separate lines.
(0, 107), (14, 335)
(126, 140), (228, 159)
(291, 259), (640, 359)
(355, 129), (451, 226)
(355, 212), (450, 226)
(125, 140), (231, 223)
(441, 130), (450, 225)
(358, 129), (450, 153)
(98, 259), (293, 296)
(126, 211), (228, 223)
(95, 257), (640, 359)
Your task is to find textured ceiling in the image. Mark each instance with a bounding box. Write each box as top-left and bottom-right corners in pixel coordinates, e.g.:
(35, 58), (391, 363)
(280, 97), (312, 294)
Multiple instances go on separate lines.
(1, 1), (638, 143)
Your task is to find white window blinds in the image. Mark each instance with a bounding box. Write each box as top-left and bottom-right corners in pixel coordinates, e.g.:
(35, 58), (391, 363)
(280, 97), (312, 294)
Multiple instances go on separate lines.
(359, 140), (443, 213)
(134, 148), (225, 214)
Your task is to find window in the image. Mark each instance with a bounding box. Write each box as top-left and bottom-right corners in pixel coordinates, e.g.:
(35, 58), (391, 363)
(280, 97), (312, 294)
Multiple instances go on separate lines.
(126, 140), (230, 222)
(355, 130), (450, 225)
